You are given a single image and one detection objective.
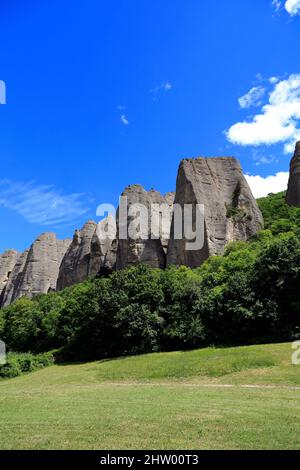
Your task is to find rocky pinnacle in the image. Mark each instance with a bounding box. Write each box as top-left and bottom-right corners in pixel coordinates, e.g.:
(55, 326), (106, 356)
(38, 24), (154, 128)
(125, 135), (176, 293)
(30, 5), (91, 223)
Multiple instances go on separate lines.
(286, 142), (300, 207)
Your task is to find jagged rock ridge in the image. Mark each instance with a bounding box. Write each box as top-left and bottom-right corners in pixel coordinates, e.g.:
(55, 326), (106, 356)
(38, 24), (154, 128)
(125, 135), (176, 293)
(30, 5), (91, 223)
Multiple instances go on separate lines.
(0, 156), (263, 306)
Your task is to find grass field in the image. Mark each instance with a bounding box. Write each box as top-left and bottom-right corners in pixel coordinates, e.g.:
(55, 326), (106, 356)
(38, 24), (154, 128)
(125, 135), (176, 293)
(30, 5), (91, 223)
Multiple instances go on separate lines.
(1, 343), (300, 450)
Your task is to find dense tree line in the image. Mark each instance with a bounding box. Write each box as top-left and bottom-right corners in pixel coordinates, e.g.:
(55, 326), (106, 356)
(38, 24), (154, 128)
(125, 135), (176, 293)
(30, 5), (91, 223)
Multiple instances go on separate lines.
(0, 192), (300, 360)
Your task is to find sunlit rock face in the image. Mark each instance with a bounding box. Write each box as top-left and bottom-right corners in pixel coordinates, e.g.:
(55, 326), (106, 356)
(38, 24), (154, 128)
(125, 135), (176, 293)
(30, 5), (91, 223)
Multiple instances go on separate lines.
(167, 157), (264, 269)
(286, 142), (300, 207)
(57, 217), (117, 290)
(116, 185), (175, 270)
(1, 234), (71, 306)
(0, 156), (266, 305)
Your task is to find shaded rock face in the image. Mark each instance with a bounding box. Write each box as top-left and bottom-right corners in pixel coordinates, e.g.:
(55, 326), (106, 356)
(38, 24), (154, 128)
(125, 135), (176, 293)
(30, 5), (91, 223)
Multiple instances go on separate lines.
(57, 218), (117, 290)
(89, 215), (117, 275)
(1, 234), (71, 305)
(167, 157), (263, 268)
(286, 142), (300, 207)
(57, 221), (98, 290)
(1, 250), (29, 307)
(116, 185), (174, 269)
(0, 250), (19, 304)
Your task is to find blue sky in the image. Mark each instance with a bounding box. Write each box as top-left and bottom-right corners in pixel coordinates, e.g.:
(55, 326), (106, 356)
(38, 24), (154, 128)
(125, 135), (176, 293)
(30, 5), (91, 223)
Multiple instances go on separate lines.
(0, 0), (300, 252)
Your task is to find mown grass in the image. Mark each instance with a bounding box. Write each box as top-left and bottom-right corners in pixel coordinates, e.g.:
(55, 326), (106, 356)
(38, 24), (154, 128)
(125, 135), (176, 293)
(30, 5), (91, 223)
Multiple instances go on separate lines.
(0, 342), (300, 450)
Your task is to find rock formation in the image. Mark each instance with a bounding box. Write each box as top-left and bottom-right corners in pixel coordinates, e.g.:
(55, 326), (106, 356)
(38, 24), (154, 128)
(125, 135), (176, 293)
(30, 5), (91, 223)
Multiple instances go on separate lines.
(0, 155), (264, 306)
(0, 250), (19, 304)
(167, 157), (263, 268)
(57, 217), (117, 290)
(286, 142), (300, 207)
(89, 215), (117, 275)
(116, 185), (174, 269)
(5, 234), (71, 303)
(0, 234), (71, 306)
(1, 250), (29, 307)
(57, 221), (98, 290)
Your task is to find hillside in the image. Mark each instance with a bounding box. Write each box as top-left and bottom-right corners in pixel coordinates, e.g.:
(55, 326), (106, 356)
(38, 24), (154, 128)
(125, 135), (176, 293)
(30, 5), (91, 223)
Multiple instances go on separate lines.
(0, 343), (299, 450)
(257, 191), (300, 234)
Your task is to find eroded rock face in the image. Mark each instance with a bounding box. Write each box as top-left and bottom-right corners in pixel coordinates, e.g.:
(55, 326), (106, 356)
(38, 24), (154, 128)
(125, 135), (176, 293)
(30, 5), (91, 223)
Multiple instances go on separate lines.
(0, 250), (19, 303)
(57, 221), (98, 290)
(1, 250), (29, 307)
(57, 218), (117, 290)
(167, 157), (264, 268)
(0, 156), (265, 305)
(89, 215), (117, 275)
(116, 185), (174, 269)
(286, 142), (300, 207)
(1, 233), (71, 304)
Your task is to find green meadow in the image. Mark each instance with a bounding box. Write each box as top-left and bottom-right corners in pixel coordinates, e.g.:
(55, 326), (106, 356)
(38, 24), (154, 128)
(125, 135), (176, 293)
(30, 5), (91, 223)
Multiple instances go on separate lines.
(1, 342), (300, 450)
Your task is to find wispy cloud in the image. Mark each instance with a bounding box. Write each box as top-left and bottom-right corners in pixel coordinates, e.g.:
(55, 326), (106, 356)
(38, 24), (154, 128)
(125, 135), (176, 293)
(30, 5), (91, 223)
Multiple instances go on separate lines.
(0, 180), (89, 227)
(272, 0), (282, 12)
(239, 86), (266, 109)
(252, 149), (278, 166)
(226, 74), (300, 154)
(150, 81), (173, 101)
(246, 172), (289, 198)
(0, 80), (6, 105)
(272, 0), (300, 15)
(120, 114), (129, 125)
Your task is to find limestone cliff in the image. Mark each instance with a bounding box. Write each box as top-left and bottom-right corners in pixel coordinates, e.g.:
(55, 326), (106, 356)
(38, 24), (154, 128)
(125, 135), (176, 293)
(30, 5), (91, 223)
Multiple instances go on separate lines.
(116, 185), (174, 269)
(57, 221), (98, 290)
(1, 250), (29, 307)
(57, 217), (116, 290)
(167, 157), (263, 268)
(1, 233), (71, 305)
(0, 250), (19, 304)
(0, 155), (264, 306)
(286, 142), (300, 207)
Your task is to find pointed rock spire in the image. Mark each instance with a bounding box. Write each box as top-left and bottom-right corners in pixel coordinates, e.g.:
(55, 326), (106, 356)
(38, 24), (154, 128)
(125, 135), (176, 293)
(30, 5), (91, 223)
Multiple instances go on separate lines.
(286, 141), (300, 207)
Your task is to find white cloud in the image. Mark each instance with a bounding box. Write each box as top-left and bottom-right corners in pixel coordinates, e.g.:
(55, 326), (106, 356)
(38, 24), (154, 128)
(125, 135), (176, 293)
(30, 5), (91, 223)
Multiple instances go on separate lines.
(227, 74), (300, 154)
(151, 81), (173, 101)
(285, 0), (300, 15)
(0, 80), (6, 105)
(272, 0), (300, 15)
(121, 114), (129, 125)
(272, 0), (282, 12)
(0, 180), (89, 226)
(246, 172), (289, 198)
(239, 86), (265, 109)
(162, 81), (172, 91)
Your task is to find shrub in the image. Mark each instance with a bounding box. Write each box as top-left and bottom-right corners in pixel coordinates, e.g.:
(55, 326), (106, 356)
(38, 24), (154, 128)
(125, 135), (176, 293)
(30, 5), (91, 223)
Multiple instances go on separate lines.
(0, 352), (55, 379)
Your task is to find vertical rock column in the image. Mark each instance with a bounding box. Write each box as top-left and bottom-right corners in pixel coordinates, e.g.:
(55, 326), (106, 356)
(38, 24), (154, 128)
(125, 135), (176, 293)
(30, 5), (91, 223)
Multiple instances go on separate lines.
(286, 142), (300, 207)
(167, 157), (264, 268)
(0, 250), (19, 305)
(116, 185), (174, 269)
